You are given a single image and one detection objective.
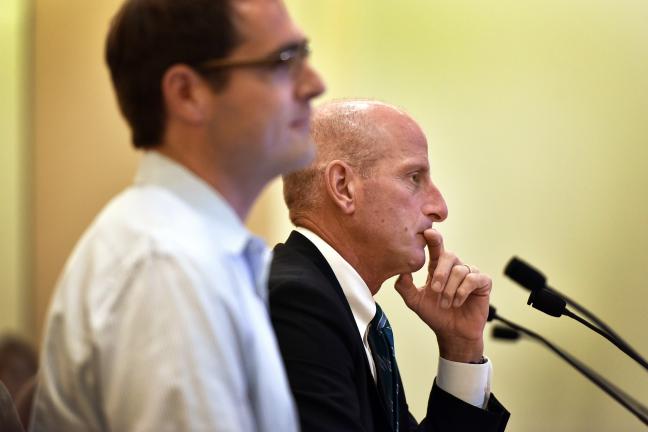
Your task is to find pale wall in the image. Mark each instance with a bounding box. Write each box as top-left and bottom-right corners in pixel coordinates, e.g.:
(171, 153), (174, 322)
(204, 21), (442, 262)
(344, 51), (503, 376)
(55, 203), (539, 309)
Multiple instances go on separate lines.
(32, 0), (137, 338)
(0, 0), (30, 338)
(31, 1), (648, 431)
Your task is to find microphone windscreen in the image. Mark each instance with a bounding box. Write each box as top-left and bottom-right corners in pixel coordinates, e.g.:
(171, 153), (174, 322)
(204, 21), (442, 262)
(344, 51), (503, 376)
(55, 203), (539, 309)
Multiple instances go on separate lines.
(528, 288), (566, 317)
(492, 325), (521, 341)
(504, 257), (546, 291)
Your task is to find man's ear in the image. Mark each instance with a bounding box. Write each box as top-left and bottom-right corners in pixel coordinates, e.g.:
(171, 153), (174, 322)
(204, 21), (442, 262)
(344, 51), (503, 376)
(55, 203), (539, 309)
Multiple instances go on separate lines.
(161, 64), (212, 125)
(324, 160), (357, 214)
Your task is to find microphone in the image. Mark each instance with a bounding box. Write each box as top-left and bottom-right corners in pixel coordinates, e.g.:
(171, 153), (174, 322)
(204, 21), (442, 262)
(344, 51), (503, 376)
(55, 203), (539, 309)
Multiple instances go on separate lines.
(505, 257), (611, 331)
(504, 257), (546, 292)
(488, 305), (648, 426)
(491, 325), (521, 341)
(505, 257), (623, 336)
(526, 286), (565, 317)
(504, 257), (648, 371)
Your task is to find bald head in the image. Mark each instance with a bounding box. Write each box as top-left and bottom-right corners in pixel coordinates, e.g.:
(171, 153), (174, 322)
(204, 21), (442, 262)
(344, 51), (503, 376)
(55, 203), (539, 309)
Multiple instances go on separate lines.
(283, 99), (419, 223)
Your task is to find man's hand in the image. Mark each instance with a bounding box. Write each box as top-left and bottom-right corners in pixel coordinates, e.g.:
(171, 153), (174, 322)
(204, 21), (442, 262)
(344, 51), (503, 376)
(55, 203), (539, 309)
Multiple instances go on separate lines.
(394, 229), (491, 363)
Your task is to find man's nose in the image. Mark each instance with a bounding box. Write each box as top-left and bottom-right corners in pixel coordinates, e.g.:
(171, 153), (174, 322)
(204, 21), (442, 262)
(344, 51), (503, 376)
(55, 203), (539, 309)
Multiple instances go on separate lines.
(422, 183), (448, 222)
(296, 61), (326, 100)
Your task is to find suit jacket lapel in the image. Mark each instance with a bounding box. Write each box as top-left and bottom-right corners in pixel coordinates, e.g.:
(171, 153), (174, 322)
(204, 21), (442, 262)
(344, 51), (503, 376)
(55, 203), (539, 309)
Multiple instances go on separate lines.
(282, 231), (383, 401)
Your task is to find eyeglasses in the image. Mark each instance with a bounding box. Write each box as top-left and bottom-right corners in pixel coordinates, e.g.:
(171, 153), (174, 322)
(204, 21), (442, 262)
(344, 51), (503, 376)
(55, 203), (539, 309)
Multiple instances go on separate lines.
(195, 41), (311, 76)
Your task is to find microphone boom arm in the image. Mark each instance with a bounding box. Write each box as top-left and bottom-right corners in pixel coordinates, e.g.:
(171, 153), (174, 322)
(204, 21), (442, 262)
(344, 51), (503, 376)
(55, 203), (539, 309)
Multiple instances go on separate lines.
(491, 309), (648, 426)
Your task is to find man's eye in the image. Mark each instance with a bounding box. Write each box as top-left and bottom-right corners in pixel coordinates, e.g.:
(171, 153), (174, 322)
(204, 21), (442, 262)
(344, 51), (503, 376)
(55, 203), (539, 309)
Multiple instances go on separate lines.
(411, 173), (420, 183)
(272, 56), (296, 69)
(269, 45), (308, 73)
(269, 49), (298, 67)
(278, 49), (296, 62)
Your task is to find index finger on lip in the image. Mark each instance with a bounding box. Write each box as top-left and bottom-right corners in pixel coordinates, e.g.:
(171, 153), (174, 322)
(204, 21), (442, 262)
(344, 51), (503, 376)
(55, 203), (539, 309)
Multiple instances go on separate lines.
(424, 228), (444, 262)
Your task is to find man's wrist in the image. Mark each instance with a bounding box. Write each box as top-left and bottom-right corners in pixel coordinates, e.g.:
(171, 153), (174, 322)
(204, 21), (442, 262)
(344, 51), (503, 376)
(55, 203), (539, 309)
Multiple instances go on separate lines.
(437, 336), (484, 363)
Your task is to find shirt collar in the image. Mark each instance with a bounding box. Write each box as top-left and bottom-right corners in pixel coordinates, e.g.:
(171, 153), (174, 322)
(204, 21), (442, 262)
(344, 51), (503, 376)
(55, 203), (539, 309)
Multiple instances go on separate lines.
(295, 227), (376, 341)
(244, 235), (273, 302)
(134, 150), (252, 256)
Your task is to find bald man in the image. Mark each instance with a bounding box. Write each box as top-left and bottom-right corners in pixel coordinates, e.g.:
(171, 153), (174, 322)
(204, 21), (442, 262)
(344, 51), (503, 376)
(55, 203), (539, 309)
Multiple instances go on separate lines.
(268, 100), (510, 431)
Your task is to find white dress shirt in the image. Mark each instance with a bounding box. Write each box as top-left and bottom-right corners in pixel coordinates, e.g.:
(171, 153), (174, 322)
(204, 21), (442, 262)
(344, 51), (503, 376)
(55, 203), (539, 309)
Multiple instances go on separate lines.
(296, 227), (492, 409)
(31, 151), (298, 432)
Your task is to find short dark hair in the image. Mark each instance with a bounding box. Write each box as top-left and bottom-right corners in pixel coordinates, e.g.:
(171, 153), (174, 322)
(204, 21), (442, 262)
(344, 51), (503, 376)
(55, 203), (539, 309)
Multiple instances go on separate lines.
(105, 0), (240, 148)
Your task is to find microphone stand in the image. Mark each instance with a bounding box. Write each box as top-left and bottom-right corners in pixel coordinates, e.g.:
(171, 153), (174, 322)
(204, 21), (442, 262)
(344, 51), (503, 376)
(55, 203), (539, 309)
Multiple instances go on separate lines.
(489, 307), (648, 426)
(542, 286), (643, 366)
(527, 288), (648, 371)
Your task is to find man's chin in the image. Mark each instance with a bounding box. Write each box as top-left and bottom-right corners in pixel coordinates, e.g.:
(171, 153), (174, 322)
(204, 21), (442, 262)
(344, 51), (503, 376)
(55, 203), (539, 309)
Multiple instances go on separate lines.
(280, 142), (316, 175)
(406, 251), (427, 272)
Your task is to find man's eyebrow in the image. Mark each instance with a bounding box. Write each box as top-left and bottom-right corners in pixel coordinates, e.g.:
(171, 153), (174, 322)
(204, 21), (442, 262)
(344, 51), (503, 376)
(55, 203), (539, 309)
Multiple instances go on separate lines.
(268, 38), (308, 56)
(401, 161), (430, 173)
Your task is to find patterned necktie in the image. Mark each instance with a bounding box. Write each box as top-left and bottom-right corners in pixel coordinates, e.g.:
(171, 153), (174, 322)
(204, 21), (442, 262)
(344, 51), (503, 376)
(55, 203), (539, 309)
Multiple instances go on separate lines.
(367, 303), (400, 431)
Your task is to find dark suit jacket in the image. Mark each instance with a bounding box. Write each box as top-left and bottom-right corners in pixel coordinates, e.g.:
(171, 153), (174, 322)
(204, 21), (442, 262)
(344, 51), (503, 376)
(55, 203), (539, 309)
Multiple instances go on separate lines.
(269, 231), (510, 432)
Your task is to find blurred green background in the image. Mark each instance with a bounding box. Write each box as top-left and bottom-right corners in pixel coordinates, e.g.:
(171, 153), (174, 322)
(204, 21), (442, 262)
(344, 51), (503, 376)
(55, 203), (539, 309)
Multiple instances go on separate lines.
(2, 0), (647, 430)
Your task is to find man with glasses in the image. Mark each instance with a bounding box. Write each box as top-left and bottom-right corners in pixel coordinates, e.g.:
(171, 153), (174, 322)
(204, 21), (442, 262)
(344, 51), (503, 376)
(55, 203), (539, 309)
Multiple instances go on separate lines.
(31, 0), (324, 430)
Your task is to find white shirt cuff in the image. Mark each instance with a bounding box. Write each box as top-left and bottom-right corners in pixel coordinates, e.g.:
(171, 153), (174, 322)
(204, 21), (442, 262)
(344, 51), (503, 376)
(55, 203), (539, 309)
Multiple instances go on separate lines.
(435, 356), (492, 409)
